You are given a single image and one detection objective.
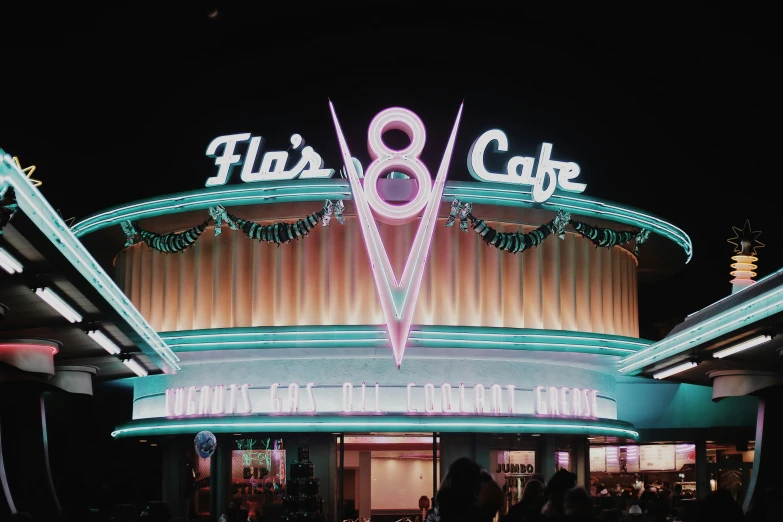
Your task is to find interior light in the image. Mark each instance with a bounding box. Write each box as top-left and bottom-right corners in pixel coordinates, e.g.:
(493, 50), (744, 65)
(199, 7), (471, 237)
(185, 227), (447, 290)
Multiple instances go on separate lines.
(34, 287), (83, 323)
(712, 335), (772, 359)
(122, 356), (149, 377)
(139, 440), (147, 443)
(150, 443), (158, 447)
(653, 361), (698, 379)
(0, 247), (23, 274)
(87, 330), (122, 355)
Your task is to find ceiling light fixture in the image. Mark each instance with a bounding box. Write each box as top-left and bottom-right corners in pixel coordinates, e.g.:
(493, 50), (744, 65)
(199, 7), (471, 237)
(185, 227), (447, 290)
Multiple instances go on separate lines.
(0, 247), (23, 274)
(34, 287), (82, 323)
(653, 361), (698, 379)
(122, 356), (149, 377)
(87, 330), (122, 355)
(713, 335), (772, 359)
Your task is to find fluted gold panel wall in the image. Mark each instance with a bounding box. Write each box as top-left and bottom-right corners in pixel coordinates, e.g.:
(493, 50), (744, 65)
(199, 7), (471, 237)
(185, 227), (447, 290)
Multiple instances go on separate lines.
(114, 217), (638, 336)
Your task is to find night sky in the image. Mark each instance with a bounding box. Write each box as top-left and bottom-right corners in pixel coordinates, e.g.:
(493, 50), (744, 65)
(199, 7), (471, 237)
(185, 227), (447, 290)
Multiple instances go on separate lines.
(4, 5), (781, 340)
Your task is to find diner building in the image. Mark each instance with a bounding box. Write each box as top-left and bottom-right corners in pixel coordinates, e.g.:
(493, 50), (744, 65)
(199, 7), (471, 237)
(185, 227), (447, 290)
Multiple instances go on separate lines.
(1, 104), (771, 520)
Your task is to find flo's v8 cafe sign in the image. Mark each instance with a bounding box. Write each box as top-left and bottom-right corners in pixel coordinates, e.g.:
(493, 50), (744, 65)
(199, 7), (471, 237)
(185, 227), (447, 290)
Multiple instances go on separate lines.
(201, 103), (587, 368)
(203, 117), (587, 204)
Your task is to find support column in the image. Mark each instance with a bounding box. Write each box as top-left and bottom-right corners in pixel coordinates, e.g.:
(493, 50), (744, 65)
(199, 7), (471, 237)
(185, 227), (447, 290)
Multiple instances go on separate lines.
(541, 436), (557, 482)
(574, 437), (589, 488)
(161, 440), (189, 519)
(742, 387), (783, 514)
(308, 434), (335, 521)
(358, 451), (371, 519)
(695, 441), (708, 501)
(213, 435), (232, 518)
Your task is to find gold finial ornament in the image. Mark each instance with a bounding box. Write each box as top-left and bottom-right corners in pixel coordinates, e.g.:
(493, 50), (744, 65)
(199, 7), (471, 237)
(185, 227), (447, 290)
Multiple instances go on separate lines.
(728, 220), (764, 294)
(11, 156), (42, 187)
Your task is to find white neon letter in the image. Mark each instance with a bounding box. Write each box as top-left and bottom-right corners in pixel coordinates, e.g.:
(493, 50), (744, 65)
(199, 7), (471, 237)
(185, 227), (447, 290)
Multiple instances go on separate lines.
(559, 387), (570, 416)
(305, 383), (316, 412)
(532, 143), (557, 203)
(474, 384), (486, 414)
(590, 389), (599, 418)
(407, 383), (417, 412)
(571, 387), (583, 417)
(205, 133), (251, 186)
(459, 383), (467, 412)
(228, 384), (238, 414)
(288, 383), (300, 413)
(583, 388), (592, 417)
(198, 385), (213, 415)
(186, 386), (198, 415)
(424, 383), (436, 412)
(441, 383), (453, 412)
(240, 136), (266, 182)
(270, 383), (282, 413)
(213, 385), (226, 414)
(490, 384), (503, 414)
(547, 386), (560, 416)
(240, 384), (252, 414)
(557, 161), (586, 193)
(468, 129), (511, 183)
(507, 385), (516, 414)
(375, 382), (381, 412)
(360, 382), (367, 412)
(342, 382), (353, 412)
(535, 386), (547, 415)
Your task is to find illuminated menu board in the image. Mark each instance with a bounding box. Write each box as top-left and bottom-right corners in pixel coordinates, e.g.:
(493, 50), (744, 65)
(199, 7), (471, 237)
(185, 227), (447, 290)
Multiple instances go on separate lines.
(605, 446), (620, 473)
(675, 444), (696, 470)
(640, 444), (675, 471)
(625, 445), (640, 473)
(589, 447), (606, 472)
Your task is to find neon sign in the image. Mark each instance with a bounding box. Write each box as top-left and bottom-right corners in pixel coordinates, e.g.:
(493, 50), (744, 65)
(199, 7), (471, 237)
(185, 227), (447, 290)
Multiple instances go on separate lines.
(205, 133), (335, 186)
(330, 104), (463, 368)
(164, 382), (600, 419)
(468, 129), (586, 203)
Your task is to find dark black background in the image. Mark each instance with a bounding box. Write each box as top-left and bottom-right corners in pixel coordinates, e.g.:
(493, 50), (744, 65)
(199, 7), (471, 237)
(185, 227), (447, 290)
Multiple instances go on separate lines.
(2, 3), (781, 511)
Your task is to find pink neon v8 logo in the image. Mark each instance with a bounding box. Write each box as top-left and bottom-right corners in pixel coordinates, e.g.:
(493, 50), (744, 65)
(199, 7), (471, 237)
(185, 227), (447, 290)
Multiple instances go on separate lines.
(329, 103), (464, 367)
(363, 108), (431, 225)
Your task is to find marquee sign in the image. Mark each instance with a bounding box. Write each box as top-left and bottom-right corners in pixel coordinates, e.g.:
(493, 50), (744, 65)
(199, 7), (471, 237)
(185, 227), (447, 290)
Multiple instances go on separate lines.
(163, 382), (601, 419)
(202, 104), (587, 367)
(467, 129), (586, 203)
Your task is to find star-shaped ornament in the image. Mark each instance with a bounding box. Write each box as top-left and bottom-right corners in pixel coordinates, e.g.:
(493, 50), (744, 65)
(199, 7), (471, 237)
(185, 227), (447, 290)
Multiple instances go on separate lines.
(12, 156), (42, 187)
(728, 219), (764, 256)
(57, 209), (76, 227)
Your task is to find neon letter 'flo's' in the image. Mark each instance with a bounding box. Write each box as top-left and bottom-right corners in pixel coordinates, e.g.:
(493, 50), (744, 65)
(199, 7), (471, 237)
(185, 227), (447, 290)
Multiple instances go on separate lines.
(329, 102), (464, 367)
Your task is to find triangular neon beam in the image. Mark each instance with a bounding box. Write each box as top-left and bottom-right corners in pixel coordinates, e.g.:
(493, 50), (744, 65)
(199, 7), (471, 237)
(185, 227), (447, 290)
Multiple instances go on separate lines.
(329, 101), (464, 367)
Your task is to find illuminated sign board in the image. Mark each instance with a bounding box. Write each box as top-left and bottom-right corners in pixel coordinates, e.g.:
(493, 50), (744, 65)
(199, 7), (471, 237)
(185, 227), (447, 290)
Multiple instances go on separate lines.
(468, 129), (586, 203)
(205, 133), (335, 187)
(202, 104), (586, 367)
(163, 382), (600, 419)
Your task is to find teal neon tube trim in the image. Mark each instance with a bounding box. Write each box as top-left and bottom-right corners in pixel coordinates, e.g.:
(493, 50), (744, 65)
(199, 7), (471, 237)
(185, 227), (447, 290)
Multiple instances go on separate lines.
(159, 325), (650, 356)
(71, 180), (352, 237)
(619, 282), (783, 374)
(0, 152), (180, 372)
(71, 181), (691, 262)
(111, 414), (638, 439)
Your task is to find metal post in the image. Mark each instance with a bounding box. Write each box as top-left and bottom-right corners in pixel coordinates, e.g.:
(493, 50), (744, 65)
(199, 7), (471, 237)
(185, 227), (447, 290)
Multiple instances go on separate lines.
(338, 433), (344, 522)
(432, 433), (438, 501)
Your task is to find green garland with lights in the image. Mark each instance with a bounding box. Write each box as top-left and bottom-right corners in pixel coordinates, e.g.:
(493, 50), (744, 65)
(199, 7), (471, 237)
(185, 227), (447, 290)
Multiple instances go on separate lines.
(444, 199), (650, 255)
(120, 200), (345, 254)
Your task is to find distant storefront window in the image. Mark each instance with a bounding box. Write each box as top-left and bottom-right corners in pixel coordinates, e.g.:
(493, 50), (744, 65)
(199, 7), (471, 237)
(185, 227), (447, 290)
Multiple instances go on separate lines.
(231, 438), (287, 514)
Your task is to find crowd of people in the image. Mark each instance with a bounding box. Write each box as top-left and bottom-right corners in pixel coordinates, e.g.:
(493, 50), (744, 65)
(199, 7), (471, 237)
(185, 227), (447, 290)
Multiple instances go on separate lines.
(424, 458), (777, 522)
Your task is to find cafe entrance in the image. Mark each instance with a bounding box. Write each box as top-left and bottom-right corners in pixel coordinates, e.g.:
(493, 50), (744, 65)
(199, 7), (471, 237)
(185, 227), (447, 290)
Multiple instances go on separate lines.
(336, 434), (440, 522)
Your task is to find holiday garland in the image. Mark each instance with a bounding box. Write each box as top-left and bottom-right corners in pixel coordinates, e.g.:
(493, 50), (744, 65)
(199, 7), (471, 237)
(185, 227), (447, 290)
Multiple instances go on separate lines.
(121, 200), (345, 254)
(445, 199), (650, 256)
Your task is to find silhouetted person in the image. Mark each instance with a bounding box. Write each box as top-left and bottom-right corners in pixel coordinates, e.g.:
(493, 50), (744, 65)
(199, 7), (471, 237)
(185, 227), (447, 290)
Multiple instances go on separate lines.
(426, 457), (484, 522)
(563, 487), (594, 520)
(541, 469), (577, 518)
(477, 470), (505, 522)
(746, 486), (781, 522)
(698, 489), (743, 522)
(501, 479), (545, 522)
